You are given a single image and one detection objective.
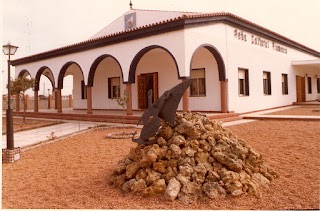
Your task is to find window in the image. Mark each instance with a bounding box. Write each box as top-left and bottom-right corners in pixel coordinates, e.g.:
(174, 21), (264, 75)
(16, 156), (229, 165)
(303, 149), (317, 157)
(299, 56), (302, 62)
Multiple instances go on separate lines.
(238, 68), (249, 96)
(317, 78), (320, 94)
(190, 68), (206, 97)
(108, 77), (121, 99)
(81, 80), (87, 99)
(307, 77), (312, 94)
(282, 74), (288, 95)
(263, 71), (271, 95)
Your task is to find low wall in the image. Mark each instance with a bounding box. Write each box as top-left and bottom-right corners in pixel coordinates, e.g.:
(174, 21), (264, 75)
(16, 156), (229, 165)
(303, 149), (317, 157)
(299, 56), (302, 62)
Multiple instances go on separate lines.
(2, 95), (72, 111)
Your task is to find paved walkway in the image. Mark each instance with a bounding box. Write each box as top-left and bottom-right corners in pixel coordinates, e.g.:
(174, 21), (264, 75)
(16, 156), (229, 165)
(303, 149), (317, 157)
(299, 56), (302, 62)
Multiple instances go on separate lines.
(2, 105), (319, 150)
(2, 121), (100, 149)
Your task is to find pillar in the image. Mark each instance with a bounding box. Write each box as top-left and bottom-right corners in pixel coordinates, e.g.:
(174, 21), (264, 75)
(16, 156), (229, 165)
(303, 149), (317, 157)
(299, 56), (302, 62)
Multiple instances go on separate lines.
(86, 87), (92, 114)
(69, 95), (73, 108)
(25, 94), (29, 111)
(48, 94), (52, 109)
(126, 83), (133, 115)
(57, 89), (62, 113)
(34, 90), (39, 112)
(220, 80), (228, 113)
(182, 78), (190, 112)
(15, 94), (20, 112)
(54, 91), (58, 109)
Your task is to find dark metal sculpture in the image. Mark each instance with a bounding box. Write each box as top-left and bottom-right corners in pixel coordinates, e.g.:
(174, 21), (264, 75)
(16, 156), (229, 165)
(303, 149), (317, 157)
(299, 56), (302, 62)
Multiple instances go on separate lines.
(132, 79), (193, 145)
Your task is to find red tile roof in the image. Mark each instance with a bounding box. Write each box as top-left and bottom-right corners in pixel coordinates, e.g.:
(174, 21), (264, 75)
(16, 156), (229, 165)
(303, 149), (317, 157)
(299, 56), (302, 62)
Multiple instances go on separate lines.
(11, 11), (320, 66)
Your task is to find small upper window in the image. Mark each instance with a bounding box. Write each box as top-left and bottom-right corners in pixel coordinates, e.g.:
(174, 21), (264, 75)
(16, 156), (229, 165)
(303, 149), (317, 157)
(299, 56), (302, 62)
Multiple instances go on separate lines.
(190, 68), (206, 97)
(108, 77), (121, 99)
(317, 78), (320, 94)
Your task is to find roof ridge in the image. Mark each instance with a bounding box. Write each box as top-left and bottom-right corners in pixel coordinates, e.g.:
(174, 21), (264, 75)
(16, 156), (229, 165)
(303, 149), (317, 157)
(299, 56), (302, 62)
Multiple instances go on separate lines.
(11, 12), (320, 64)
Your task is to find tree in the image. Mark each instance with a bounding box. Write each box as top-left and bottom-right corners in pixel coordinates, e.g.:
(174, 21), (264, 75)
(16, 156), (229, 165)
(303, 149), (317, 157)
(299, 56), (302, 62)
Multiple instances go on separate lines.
(10, 77), (35, 123)
(112, 89), (131, 126)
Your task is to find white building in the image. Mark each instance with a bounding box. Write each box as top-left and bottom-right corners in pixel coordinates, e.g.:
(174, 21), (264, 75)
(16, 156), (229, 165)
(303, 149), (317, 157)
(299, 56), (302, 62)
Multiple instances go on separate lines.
(12, 8), (320, 115)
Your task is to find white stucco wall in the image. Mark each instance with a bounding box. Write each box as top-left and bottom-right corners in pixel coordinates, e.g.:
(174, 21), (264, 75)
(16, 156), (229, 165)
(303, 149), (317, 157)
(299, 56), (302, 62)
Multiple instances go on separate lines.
(91, 9), (186, 39)
(132, 48), (181, 110)
(91, 57), (123, 110)
(13, 16), (319, 113)
(189, 47), (221, 111)
(225, 25), (319, 113)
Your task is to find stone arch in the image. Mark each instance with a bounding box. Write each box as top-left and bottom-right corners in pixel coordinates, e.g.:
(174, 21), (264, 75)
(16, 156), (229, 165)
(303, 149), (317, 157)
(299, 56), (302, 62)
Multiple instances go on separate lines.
(57, 61), (84, 89)
(17, 69), (31, 78)
(128, 45), (180, 83)
(190, 44), (226, 81)
(87, 54), (123, 87)
(35, 66), (55, 91)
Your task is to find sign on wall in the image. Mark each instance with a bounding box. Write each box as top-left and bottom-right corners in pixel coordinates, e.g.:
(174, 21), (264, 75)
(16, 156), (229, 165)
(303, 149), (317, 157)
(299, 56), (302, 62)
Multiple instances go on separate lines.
(234, 28), (288, 54)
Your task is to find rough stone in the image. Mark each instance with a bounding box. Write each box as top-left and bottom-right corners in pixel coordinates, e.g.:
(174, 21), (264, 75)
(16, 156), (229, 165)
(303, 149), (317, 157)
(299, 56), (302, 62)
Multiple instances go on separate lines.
(131, 179), (147, 193)
(159, 125), (174, 140)
(143, 179), (166, 195)
(165, 177), (181, 201)
(252, 173), (270, 186)
(203, 182), (226, 199)
(111, 112), (278, 201)
(125, 161), (140, 179)
(122, 178), (136, 193)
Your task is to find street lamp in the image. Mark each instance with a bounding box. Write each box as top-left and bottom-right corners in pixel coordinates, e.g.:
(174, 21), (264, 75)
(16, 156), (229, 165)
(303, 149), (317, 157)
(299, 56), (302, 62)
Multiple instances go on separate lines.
(3, 42), (18, 150)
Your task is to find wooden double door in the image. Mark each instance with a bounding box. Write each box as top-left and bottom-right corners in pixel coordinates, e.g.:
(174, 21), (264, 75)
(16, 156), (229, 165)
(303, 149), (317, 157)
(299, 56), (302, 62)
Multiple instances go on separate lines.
(138, 72), (158, 109)
(296, 75), (306, 102)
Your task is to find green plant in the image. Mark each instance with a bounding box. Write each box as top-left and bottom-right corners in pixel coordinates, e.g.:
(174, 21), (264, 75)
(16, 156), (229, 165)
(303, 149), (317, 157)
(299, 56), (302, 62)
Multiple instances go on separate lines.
(112, 89), (131, 126)
(9, 77), (35, 123)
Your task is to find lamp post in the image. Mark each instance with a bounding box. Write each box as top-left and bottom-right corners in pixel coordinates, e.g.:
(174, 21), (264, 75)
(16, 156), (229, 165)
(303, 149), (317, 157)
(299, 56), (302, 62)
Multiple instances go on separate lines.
(3, 42), (18, 150)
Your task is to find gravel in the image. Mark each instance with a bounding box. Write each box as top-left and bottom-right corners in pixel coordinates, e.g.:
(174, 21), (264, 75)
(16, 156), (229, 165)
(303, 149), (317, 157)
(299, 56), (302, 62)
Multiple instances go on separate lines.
(266, 106), (320, 116)
(2, 117), (61, 134)
(2, 119), (319, 209)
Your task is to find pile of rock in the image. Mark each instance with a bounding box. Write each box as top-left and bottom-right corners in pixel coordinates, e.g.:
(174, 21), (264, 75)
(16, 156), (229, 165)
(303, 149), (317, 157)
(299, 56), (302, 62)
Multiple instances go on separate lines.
(110, 112), (278, 202)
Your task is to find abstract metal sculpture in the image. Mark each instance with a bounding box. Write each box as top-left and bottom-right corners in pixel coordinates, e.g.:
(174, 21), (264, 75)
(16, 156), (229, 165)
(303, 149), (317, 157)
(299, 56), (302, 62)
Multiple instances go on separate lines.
(132, 79), (193, 145)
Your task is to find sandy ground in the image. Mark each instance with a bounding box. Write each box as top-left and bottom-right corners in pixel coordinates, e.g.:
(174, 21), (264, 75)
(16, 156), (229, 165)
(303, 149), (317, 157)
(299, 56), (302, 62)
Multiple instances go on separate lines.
(2, 118), (320, 209)
(266, 106), (320, 116)
(2, 117), (61, 134)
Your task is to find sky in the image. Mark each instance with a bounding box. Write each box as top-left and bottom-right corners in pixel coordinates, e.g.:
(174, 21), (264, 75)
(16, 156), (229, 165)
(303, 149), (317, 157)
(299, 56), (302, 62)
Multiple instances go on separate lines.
(1, 0), (320, 96)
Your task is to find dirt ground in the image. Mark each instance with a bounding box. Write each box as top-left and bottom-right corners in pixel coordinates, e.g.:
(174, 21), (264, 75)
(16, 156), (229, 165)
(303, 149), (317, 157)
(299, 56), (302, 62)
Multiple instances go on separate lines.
(2, 119), (319, 209)
(266, 106), (320, 116)
(2, 117), (61, 134)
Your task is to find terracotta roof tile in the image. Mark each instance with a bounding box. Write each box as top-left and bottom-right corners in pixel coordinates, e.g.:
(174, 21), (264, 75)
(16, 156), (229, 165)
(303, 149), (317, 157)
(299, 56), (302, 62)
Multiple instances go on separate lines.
(11, 11), (320, 65)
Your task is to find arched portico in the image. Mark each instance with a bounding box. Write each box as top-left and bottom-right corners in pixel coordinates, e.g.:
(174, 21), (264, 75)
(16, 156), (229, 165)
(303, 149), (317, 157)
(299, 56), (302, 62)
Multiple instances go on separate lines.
(16, 69), (32, 112)
(57, 62), (84, 113)
(17, 69), (31, 79)
(35, 66), (55, 91)
(33, 67), (55, 112)
(87, 54), (123, 114)
(129, 45), (183, 111)
(190, 44), (228, 112)
(128, 45), (180, 83)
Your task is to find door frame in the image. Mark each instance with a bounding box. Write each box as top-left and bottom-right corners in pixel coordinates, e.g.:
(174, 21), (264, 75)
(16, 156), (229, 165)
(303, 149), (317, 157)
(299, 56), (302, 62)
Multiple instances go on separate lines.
(296, 75), (306, 102)
(137, 72), (159, 109)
